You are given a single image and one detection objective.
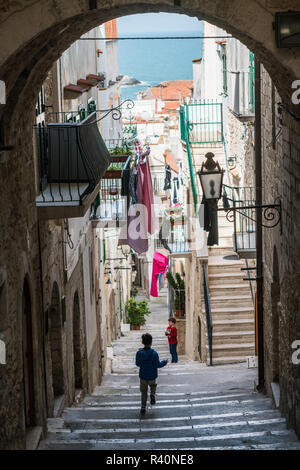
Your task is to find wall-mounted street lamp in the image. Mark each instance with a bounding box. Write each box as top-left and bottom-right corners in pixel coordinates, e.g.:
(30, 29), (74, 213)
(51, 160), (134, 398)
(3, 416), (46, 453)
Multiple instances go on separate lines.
(275, 11), (300, 48)
(197, 153), (225, 201)
(198, 152), (282, 230)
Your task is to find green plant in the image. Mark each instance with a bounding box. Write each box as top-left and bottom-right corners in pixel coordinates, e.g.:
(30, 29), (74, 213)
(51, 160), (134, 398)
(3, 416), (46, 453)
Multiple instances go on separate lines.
(167, 272), (185, 310)
(130, 287), (139, 298)
(125, 298), (150, 326)
(109, 145), (133, 156)
(107, 164), (119, 171)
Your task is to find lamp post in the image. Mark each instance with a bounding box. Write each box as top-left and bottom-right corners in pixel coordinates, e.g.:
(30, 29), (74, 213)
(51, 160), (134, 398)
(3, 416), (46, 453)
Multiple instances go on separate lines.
(197, 152), (225, 201)
(197, 152), (225, 247)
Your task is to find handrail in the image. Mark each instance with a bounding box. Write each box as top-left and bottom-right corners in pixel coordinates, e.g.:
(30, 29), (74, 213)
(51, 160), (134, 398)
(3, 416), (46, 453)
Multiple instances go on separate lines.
(202, 263), (213, 366)
(180, 107), (198, 213)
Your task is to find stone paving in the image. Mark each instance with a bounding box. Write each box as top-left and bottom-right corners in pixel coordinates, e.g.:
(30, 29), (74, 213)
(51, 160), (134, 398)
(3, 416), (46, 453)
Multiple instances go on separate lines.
(39, 296), (300, 450)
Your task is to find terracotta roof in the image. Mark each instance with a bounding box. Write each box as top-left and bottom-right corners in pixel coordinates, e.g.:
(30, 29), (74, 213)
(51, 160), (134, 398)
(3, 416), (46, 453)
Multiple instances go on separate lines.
(192, 58), (202, 63)
(77, 78), (97, 87)
(64, 84), (88, 94)
(140, 80), (193, 102)
(216, 40), (227, 44)
(87, 73), (105, 82)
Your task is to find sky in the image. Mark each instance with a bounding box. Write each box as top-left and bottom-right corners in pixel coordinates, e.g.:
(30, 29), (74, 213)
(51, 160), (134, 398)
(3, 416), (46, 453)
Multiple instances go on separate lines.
(117, 13), (203, 34)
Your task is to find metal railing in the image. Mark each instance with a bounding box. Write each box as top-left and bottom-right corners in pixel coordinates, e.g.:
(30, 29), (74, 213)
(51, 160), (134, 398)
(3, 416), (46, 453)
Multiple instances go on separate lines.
(35, 112), (111, 205)
(155, 222), (191, 254)
(223, 184), (257, 253)
(97, 156), (131, 220)
(181, 99), (223, 144)
(202, 263), (213, 366)
(180, 107), (198, 212)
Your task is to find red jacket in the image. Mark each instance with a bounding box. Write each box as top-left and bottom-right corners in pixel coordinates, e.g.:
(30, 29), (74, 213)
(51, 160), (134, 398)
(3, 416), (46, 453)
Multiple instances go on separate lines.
(165, 326), (177, 345)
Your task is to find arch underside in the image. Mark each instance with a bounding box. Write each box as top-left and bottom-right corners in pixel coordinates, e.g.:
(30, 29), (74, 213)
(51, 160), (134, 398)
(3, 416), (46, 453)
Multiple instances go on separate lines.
(0, 0), (299, 137)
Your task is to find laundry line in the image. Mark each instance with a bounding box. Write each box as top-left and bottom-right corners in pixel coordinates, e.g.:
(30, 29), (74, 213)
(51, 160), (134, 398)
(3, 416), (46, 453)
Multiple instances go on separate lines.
(79, 36), (233, 41)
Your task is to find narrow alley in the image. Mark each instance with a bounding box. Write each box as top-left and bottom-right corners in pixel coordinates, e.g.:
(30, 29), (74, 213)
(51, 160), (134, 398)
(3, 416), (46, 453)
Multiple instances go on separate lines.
(39, 295), (300, 451)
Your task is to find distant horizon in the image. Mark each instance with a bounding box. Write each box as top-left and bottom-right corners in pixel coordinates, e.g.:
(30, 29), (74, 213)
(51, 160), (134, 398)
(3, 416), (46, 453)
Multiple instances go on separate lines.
(117, 13), (203, 34)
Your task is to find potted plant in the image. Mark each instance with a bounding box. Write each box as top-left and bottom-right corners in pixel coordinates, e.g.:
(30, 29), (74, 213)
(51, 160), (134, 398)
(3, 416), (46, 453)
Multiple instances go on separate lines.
(125, 298), (150, 330)
(130, 286), (139, 298)
(166, 272), (185, 317)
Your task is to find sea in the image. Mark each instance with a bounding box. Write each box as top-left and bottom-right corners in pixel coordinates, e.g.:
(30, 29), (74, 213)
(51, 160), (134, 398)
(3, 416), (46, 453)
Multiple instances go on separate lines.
(118, 27), (204, 101)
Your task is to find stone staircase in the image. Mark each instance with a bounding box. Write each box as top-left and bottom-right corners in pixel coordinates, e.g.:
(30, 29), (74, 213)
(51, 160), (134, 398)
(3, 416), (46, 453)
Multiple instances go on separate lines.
(190, 143), (256, 366)
(38, 299), (300, 450)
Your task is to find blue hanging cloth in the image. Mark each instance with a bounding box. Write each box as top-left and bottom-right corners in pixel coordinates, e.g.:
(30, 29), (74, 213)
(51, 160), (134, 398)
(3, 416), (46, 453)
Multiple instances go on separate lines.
(158, 273), (162, 291)
(173, 178), (178, 204)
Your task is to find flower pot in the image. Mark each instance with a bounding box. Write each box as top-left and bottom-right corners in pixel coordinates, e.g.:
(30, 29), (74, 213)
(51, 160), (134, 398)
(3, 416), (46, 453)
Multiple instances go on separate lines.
(103, 170), (122, 179)
(130, 324), (141, 331)
(175, 309), (185, 318)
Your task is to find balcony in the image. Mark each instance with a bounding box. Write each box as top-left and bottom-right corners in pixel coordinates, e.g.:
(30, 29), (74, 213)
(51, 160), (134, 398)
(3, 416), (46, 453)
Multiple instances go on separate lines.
(223, 185), (257, 259)
(91, 139), (132, 227)
(155, 221), (192, 258)
(35, 112), (111, 219)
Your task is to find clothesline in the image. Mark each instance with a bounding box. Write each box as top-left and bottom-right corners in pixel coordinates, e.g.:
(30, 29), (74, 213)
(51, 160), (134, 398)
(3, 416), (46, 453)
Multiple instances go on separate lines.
(79, 36), (233, 41)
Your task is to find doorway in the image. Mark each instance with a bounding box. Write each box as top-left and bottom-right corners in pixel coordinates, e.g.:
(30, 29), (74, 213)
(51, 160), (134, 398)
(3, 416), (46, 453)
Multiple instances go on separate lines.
(22, 279), (35, 428)
(271, 247), (280, 383)
(73, 291), (83, 389)
(49, 283), (64, 397)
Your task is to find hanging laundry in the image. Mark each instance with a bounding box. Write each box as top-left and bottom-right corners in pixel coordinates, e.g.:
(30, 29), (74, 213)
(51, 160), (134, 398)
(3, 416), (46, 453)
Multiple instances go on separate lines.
(163, 165), (172, 190)
(158, 273), (162, 291)
(136, 150), (156, 235)
(150, 251), (169, 297)
(173, 178), (178, 204)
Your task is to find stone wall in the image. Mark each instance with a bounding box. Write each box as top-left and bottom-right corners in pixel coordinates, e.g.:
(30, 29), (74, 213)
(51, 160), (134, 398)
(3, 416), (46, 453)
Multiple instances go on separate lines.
(261, 65), (300, 438)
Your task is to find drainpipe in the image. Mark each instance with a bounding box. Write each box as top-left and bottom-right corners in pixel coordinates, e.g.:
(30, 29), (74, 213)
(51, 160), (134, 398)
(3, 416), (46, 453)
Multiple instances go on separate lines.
(255, 58), (265, 391)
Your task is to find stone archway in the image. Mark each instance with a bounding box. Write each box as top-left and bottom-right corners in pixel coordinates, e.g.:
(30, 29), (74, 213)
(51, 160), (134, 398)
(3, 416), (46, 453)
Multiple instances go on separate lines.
(0, 0), (300, 139)
(271, 246), (280, 383)
(49, 283), (65, 398)
(73, 291), (83, 390)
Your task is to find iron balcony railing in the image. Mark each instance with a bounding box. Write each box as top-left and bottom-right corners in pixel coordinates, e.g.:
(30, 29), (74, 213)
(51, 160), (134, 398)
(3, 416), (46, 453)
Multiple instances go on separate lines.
(97, 155), (131, 220)
(155, 223), (191, 254)
(181, 99), (223, 145)
(202, 263), (213, 366)
(223, 184), (257, 254)
(35, 112), (111, 207)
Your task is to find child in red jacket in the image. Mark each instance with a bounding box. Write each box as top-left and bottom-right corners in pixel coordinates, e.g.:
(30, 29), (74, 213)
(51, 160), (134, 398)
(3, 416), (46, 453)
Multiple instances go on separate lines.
(165, 317), (178, 363)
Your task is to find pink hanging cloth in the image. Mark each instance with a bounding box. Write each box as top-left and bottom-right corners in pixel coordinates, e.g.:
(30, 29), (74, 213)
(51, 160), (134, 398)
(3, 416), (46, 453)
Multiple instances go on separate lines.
(150, 251), (169, 297)
(136, 156), (156, 235)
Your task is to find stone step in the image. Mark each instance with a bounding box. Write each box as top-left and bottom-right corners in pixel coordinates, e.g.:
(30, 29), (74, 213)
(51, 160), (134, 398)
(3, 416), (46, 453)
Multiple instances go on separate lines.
(210, 284), (251, 296)
(211, 356), (251, 365)
(210, 331), (255, 345)
(209, 343), (256, 359)
(207, 305), (254, 316)
(208, 272), (247, 285)
(213, 319), (255, 333)
(210, 297), (254, 308)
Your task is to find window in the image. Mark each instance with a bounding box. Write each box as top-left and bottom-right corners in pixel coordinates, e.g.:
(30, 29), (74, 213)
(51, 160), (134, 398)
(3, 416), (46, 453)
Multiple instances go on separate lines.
(221, 49), (228, 96)
(249, 51), (255, 114)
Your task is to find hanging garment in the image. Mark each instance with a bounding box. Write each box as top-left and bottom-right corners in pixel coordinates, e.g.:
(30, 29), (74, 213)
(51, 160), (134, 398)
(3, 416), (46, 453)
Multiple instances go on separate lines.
(158, 273), (162, 291)
(173, 179), (178, 204)
(150, 251), (169, 297)
(163, 165), (172, 190)
(159, 217), (171, 253)
(136, 157), (156, 235)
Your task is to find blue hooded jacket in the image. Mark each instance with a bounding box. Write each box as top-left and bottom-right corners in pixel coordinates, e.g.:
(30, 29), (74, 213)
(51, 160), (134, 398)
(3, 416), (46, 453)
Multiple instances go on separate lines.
(136, 347), (167, 381)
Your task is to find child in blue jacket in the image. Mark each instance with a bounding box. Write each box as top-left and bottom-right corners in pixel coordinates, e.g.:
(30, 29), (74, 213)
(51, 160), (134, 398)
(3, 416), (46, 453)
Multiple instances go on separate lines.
(136, 333), (168, 414)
